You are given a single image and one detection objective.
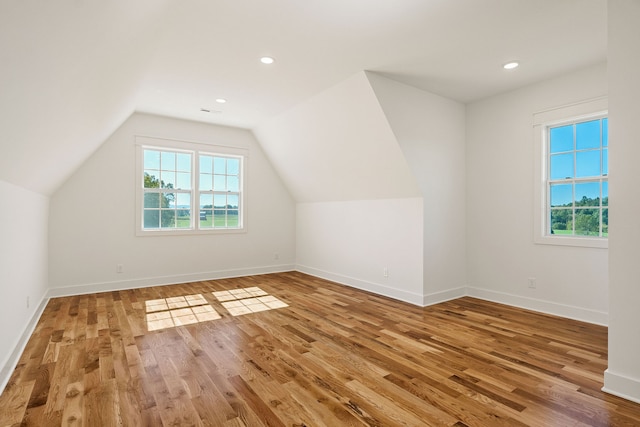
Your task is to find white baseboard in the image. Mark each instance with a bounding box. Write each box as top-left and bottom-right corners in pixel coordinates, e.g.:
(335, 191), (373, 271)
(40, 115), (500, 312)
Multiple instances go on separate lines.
(467, 286), (608, 326)
(603, 369), (640, 404)
(47, 264), (296, 298)
(296, 265), (425, 306)
(0, 294), (49, 396)
(423, 286), (467, 306)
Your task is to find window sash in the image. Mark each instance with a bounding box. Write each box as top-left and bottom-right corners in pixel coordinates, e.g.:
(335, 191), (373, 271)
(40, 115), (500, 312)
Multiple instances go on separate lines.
(532, 97), (608, 248)
(136, 138), (246, 236)
(545, 116), (607, 238)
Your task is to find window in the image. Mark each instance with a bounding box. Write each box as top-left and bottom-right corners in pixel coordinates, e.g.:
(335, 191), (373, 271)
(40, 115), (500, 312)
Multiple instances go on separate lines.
(548, 118), (608, 237)
(198, 154), (241, 229)
(533, 98), (608, 248)
(136, 137), (246, 235)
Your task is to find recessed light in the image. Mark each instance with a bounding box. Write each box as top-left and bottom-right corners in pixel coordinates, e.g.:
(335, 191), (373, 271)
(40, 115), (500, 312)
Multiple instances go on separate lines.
(215, 98), (227, 104)
(503, 61), (519, 70)
(260, 56), (275, 64)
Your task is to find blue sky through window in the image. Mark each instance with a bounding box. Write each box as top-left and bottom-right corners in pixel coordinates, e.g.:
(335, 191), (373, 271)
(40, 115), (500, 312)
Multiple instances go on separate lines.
(548, 116), (608, 237)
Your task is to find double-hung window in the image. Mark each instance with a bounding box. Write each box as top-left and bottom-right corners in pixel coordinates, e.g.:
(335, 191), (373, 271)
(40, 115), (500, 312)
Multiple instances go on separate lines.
(533, 98), (608, 248)
(198, 154), (241, 229)
(136, 136), (246, 235)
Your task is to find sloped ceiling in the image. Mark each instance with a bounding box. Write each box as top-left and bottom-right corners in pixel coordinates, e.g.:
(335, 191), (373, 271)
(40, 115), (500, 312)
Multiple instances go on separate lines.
(253, 71), (420, 202)
(0, 0), (606, 196)
(0, 0), (170, 195)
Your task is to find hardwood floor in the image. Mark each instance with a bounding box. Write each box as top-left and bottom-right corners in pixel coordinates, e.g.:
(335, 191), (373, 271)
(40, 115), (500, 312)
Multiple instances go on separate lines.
(1, 271), (639, 426)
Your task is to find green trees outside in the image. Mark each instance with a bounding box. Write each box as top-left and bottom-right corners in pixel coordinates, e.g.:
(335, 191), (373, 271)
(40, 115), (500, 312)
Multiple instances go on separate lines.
(551, 195), (608, 236)
(143, 173), (177, 228)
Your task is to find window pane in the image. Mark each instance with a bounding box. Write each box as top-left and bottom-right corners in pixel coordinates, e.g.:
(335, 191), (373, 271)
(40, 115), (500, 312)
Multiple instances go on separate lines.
(144, 192), (160, 208)
(176, 193), (190, 207)
(228, 176), (239, 192)
(576, 150), (601, 177)
(576, 120), (601, 150)
(200, 194), (213, 208)
(575, 182), (600, 207)
(550, 209), (572, 235)
(603, 208), (608, 236)
(144, 150), (160, 170)
(603, 118), (608, 147)
(213, 157), (226, 174)
(213, 213), (226, 228)
(213, 175), (226, 190)
(214, 194), (227, 208)
(227, 158), (240, 175)
(176, 153), (191, 172)
(550, 183), (572, 207)
(550, 125), (573, 153)
(575, 209), (600, 236)
(144, 172), (160, 188)
(200, 209), (213, 228)
(161, 171), (176, 188)
(161, 151), (175, 169)
(176, 209), (191, 228)
(227, 210), (239, 227)
(550, 153), (573, 179)
(144, 210), (160, 229)
(161, 210), (176, 228)
(603, 148), (608, 175)
(177, 172), (191, 190)
(200, 156), (212, 174)
(200, 173), (213, 191)
(602, 181), (608, 206)
(165, 193), (176, 209)
(200, 193), (213, 208)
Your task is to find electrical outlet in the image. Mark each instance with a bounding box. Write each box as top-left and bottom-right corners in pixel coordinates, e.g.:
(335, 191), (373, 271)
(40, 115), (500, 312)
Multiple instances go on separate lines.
(528, 277), (536, 288)
(26, 296), (30, 308)
(274, 252), (279, 260)
(116, 264), (124, 274)
(383, 267), (389, 277)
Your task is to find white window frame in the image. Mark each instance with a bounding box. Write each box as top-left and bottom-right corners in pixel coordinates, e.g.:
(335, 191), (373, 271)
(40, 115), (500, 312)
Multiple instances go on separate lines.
(533, 97), (608, 249)
(135, 136), (248, 236)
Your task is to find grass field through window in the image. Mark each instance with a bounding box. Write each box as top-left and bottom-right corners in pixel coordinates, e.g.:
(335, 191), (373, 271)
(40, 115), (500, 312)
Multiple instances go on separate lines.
(176, 213), (239, 228)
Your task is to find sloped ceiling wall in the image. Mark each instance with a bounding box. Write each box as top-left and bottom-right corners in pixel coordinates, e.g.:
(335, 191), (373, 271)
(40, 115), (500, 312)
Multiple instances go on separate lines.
(0, 0), (170, 195)
(253, 71), (420, 202)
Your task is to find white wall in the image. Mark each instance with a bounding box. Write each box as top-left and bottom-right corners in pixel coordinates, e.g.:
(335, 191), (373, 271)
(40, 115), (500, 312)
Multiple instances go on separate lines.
(253, 71), (421, 202)
(254, 71), (425, 304)
(466, 63), (608, 324)
(604, 0), (640, 403)
(366, 73), (467, 303)
(0, 180), (49, 391)
(49, 113), (295, 294)
(296, 198), (424, 304)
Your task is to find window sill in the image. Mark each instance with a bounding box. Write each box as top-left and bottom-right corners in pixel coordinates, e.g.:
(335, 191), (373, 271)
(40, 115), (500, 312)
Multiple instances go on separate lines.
(534, 234), (608, 249)
(136, 228), (246, 237)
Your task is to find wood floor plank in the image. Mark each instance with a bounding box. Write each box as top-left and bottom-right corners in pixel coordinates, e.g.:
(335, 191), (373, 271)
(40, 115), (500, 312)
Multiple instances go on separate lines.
(2, 271), (640, 426)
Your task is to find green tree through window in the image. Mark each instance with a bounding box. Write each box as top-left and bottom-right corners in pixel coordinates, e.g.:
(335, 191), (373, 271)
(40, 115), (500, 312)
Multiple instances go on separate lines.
(143, 172), (176, 228)
(138, 144), (244, 233)
(548, 117), (608, 237)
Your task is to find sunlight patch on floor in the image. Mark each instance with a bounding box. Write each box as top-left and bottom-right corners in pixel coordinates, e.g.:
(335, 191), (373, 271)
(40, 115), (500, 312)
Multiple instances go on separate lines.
(145, 287), (289, 330)
(213, 287), (289, 316)
(145, 294), (221, 331)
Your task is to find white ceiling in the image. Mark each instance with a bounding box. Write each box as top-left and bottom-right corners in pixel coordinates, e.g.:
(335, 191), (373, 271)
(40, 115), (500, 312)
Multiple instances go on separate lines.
(0, 0), (607, 194)
(136, 0), (607, 128)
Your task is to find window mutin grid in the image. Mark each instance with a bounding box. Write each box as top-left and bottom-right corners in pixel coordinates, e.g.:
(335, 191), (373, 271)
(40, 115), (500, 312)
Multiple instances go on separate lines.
(137, 140), (245, 234)
(198, 154), (241, 229)
(547, 117), (608, 238)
